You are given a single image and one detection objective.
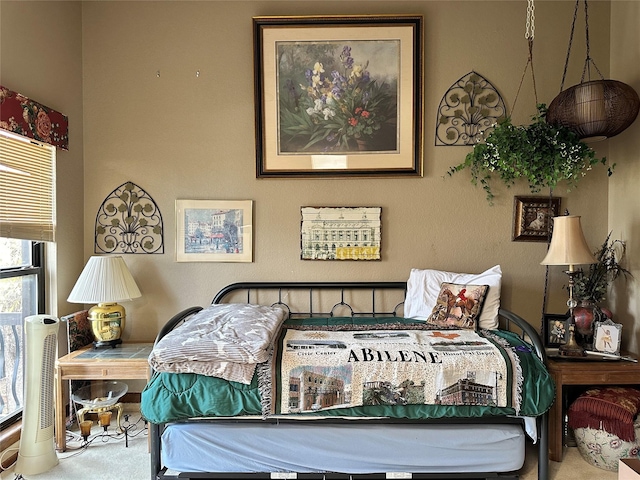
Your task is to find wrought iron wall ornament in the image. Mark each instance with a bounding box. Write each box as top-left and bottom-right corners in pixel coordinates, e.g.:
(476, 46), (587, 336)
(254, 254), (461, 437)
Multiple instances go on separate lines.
(435, 71), (507, 146)
(94, 181), (164, 254)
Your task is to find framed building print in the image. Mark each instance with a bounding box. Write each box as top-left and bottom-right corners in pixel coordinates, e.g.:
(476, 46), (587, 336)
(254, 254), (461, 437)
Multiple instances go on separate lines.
(300, 206), (381, 260)
(253, 15), (424, 178)
(176, 200), (253, 262)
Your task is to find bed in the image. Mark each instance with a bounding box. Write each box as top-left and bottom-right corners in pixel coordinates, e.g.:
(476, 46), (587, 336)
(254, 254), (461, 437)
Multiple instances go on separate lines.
(143, 277), (554, 480)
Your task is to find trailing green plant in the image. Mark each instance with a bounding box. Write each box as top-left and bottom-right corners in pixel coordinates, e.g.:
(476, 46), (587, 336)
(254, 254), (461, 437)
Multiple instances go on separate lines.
(448, 104), (613, 204)
(573, 232), (632, 304)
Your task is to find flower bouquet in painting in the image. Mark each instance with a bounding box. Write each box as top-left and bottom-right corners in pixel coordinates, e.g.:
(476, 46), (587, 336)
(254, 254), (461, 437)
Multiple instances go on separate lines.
(278, 43), (398, 153)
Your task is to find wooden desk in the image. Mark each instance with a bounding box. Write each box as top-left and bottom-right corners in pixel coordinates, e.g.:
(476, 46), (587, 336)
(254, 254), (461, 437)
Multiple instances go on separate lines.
(547, 353), (640, 462)
(54, 343), (152, 452)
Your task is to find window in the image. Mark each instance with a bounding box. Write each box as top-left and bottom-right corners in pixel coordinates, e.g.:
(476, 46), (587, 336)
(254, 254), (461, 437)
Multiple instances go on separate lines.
(0, 129), (53, 428)
(0, 239), (44, 427)
(0, 129), (56, 243)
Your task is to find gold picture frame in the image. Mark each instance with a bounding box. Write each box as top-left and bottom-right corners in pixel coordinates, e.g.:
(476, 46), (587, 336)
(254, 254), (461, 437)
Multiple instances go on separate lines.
(253, 15), (424, 178)
(512, 196), (561, 242)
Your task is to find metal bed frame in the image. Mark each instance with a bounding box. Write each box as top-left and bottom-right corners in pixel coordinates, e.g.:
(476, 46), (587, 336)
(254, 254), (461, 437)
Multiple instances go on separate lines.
(149, 282), (549, 480)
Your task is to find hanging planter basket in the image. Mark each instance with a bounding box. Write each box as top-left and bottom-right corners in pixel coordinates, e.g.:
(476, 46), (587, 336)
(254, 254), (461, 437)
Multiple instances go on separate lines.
(547, 79), (640, 142)
(546, 0), (640, 141)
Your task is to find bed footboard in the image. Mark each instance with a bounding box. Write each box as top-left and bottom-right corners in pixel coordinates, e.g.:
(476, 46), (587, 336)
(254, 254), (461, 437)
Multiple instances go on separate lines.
(149, 282), (549, 480)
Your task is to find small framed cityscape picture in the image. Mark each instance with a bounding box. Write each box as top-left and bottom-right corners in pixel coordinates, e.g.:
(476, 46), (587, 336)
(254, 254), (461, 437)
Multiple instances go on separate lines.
(543, 313), (570, 347)
(300, 206), (381, 260)
(593, 319), (622, 356)
(176, 199), (253, 262)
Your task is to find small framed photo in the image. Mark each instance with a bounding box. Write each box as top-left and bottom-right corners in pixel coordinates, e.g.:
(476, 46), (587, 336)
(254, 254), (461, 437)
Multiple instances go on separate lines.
(512, 196), (561, 242)
(176, 200), (253, 262)
(300, 206), (381, 260)
(543, 313), (570, 347)
(593, 319), (622, 355)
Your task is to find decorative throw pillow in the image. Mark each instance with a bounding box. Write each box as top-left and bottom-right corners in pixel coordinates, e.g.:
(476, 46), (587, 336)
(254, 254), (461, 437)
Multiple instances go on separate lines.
(568, 387), (640, 442)
(404, 265), (502, 329)
(425, 282), (489, 329)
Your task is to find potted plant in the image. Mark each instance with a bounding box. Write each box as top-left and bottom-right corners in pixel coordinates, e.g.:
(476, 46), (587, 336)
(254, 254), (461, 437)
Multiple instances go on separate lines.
(447, 104), (613, 204)
(572, 233), (632, 340)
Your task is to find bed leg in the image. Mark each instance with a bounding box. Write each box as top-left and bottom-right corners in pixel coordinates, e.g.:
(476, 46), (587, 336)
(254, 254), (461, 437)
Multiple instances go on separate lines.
(150, 422), (161, 479)
(538, 412), (549, 480)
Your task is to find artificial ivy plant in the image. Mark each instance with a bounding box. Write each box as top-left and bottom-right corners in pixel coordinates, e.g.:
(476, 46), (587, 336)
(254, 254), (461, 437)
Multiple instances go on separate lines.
(448, 104), (613, 204)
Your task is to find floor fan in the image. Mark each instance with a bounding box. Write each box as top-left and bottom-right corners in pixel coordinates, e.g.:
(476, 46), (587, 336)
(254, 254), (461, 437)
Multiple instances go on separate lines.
(15, 315), (60, 475)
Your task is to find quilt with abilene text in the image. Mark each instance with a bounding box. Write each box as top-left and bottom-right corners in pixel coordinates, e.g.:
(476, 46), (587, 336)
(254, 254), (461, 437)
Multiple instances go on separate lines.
(271, 321), (521, 415)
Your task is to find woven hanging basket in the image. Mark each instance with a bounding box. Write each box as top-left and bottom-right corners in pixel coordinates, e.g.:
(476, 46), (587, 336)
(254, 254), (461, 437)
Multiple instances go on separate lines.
(546, 79), (640, 141)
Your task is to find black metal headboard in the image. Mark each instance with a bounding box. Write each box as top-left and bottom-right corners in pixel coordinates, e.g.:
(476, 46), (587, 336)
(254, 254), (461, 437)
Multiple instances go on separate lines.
(156, 281), (545, 362)
(210, 281), (545, 361)
(212, 281), (407, 319)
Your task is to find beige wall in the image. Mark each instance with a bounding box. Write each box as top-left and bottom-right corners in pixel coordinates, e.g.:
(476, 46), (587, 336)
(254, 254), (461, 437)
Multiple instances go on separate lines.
(2, 1), (621, 347)
(609, 1), (640, 353)
(81, 1), (611, 341)
(0, 1), (84, 318)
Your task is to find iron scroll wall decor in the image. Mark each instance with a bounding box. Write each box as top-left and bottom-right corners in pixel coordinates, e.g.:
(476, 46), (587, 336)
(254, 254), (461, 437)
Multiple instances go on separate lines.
(94, 181), (164, 254)
(435, 71), (507, 146)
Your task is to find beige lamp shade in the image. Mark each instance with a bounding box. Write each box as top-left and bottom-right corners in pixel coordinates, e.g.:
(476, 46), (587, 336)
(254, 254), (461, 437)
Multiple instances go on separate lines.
(541, 215), (597, 267)
(67, 255), (141, 303)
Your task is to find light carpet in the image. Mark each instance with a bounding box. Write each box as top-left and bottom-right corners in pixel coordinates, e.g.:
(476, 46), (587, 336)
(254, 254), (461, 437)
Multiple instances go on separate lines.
(2, 413), (149, 480)
(2, 420), (620, 480)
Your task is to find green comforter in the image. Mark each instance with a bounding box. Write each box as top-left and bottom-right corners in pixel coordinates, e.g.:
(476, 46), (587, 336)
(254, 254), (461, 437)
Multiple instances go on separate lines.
(141, 317), (555, 424)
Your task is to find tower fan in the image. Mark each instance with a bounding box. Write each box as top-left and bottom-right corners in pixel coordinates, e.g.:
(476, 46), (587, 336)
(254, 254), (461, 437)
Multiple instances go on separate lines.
(15, 315), (60, 476)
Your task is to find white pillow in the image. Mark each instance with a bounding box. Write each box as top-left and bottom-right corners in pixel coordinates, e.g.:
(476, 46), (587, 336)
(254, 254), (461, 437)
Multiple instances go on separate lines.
(405, 265), (502, 330)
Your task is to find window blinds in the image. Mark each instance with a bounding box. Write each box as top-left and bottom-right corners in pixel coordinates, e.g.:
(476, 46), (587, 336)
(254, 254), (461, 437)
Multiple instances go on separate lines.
(0, 129), (56, 242)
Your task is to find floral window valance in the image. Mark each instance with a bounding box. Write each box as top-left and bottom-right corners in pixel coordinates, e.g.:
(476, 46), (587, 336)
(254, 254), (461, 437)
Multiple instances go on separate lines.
(0, 85), (68, 150)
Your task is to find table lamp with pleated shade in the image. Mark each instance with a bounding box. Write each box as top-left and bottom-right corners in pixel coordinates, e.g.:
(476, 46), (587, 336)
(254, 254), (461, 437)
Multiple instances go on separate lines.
(541, 215), (597, 356)
(67, 255), (141, 347)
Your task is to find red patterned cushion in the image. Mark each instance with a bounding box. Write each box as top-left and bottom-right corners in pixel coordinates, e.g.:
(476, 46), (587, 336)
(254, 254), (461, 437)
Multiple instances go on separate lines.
(568, 387), (640, 441)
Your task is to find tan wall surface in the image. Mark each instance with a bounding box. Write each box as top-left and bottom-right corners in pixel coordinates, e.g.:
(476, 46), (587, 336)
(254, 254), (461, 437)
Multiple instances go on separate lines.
(79, 0), (613, 341)
(0, 1), (84, 318)
(1, 1), (615, 344)
(609, 1), (640, 354)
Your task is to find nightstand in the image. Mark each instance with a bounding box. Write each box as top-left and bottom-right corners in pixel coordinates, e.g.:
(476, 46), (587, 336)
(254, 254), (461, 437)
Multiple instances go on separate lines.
(54, 343), (152, 452)
(546, 352), (640, 462)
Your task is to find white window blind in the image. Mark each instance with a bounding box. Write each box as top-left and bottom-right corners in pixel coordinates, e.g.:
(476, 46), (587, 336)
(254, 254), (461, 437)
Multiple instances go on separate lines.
(0, 129), (56, 242)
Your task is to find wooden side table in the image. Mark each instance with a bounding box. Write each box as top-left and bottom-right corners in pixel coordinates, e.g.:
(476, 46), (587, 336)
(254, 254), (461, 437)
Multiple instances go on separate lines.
(54, 343), (152, 452)
(547, 353), (640, 462)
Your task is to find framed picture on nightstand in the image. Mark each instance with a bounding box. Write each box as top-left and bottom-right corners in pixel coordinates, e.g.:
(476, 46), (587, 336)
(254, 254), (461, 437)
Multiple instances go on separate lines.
(593, 319), (622, 355)
(543, 313), (570, 347)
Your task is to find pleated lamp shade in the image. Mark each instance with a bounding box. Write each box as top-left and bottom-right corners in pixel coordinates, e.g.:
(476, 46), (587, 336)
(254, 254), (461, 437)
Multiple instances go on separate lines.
(547, 79), (640, 142)
(541, 216), (597, 267)
(68, 255), (141, 304)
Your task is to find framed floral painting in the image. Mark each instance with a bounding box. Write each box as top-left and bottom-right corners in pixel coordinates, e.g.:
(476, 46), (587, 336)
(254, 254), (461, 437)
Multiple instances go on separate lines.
(253, 15), (424, 177)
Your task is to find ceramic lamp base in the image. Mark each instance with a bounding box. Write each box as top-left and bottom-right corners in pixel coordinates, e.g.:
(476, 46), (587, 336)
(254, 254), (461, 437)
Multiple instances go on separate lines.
(89, 302), (126, 345)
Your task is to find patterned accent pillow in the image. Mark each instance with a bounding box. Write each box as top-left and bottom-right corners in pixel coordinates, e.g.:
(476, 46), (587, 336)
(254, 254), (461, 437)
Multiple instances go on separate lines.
(63, 310), (93, 351)
(568, 387), (640, 442)
(405, 265), (502, 329)
(425, 282), (489, 330)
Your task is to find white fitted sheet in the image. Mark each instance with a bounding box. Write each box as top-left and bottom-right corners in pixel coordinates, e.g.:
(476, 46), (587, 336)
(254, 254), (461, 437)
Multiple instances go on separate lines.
(161, 421), (525, 474)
